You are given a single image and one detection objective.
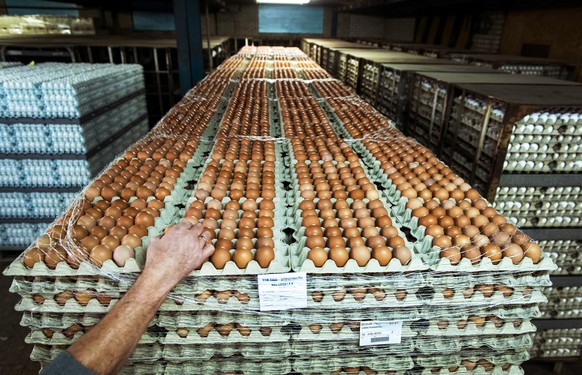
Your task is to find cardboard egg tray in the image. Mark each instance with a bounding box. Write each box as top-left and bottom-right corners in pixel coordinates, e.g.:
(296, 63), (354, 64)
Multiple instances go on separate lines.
(161, 340), (415, 361)
(420, 366), (524, 375)
(26, 327), (158, 346)
(31, 343), (164, 363)
(414, 350), (530, 368)
(158, 354), (415, 374)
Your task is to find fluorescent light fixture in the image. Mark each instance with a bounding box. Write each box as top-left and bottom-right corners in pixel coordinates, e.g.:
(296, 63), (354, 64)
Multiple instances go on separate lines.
(257, 0), (310, 4)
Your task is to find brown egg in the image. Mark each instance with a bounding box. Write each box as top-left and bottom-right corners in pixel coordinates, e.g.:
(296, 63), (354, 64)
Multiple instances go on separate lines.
(522, 242), (541, 264)
(431, 207), (446, 218)
(454, 235), (471, 247)
(503, 243), (524, 264)
(440, 247), (461, 265)
(233, 248), (253, 268)
(393, 246), (411, 265)
(329, 247), (349, 267)
(492, 231), (511, 247)
(473, 234), (490, 248)
(462, 225), (480, 238)
(445, 226), (462, 238)
(113, 245), (135, 267)
(372, 246), (392, 266)
(306, 235), (326, 249)
(23, 247), (44, 269)
(418, 214), (437, 227)
(90, 226), (108, 241)
(433, 235), (452, 249)
(481, 222), (499, 237)
(128, 225), (147, 238)
(80, 236), (99, 252)
(121, 234), (142, 249)
(135, 212), (154, 228)
(90, 245), (113, 266)
(462, 244), (481, 264)
(412, 207), (429, 218)
(482, 243), (502, 264)
(255, 247), (275, 268)
(438, 216), (454, 228)
(471, 214), (489, 228)
(101, 235), (120, 249)
(210, 248), (231, 269)
(425, 225), (444, 238)
(455, 215), (471, 228)
(350, 246), (371, 266)
(308, 248), (328, 267)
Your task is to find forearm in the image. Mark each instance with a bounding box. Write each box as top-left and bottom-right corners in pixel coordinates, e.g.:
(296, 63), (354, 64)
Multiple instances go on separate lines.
(67, 271), (171, 375)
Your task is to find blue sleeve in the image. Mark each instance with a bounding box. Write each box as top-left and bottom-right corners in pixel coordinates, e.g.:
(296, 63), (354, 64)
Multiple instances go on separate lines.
(40, 351), (97, 375)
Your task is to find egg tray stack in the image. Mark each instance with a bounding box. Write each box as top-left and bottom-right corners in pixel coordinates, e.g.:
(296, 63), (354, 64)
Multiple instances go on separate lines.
(0, 63), (148, 254)
(306, 78), (556, 372)
(4, 48), (554, 374)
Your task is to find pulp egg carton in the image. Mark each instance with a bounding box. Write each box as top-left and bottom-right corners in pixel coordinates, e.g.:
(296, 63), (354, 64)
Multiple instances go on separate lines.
(419, 305), (541, 326)
(0, 192), (75, 219)
(163, 360), (293, 375)
(0, 222), (49, 248)
(162, 342), (294, 361)
(25, 326), (158, 346)
(426, 286), (547, 309)
(495, 186), (581, 204)
(419, 365), (524, 375)
(9, 274), (132, 295)
(15, 291), (118, 314)
(428, 270), (551, 289)
(117, 362), (167, 375)
(0, 159), (90, 188)
(532, 328), (582, 357)
(20, 311), (108, 329)
(160, 324), (296, 344)
(0, 95), (147, 155)
(499, 209), (581, 228)
(291, 320), (417, 343)
(31, 343), (163, 363)
(0, 63), (144, 118)
(289, 354), (414, 374)
(415, 334), (533, 354)
(417, 319), (537, 338)
(414, 350), (530, 368)
(540, 239), (582, 275)
(4, 252), (142, 277)
(540, 286), (582, 318)
(157, 308), (425, 330)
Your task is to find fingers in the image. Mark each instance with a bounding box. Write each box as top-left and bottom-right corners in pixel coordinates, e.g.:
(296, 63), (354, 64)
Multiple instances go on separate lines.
(175, 220), (194, 231)
(189, 223), (204, 238)
(199, 229), (211, 243)
(201, 244), (215, 260)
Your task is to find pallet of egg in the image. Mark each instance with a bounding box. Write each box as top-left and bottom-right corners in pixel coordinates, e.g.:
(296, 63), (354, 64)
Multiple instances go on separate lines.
(310, 77), (557, 371)
(0, 63), (148, 256)
(464, 54), (575, 80)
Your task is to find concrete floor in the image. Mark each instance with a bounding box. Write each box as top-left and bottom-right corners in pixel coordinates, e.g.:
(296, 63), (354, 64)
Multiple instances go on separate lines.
(0, 260), (579, 375)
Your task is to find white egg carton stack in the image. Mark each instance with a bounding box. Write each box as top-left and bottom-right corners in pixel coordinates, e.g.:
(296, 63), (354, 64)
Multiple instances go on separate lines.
(0, 63), (148, 253)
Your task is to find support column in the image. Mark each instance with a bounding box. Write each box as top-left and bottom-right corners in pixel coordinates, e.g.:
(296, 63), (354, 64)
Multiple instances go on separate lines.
(173, 0), (205, 96)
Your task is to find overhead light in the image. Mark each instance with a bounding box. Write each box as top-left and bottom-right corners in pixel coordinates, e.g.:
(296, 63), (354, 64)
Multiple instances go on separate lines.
(257, 0), (310, 4)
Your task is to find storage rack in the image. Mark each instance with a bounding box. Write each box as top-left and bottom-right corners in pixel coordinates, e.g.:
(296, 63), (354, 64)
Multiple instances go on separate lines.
(408, 72), (578, 154)
(301, 39), (374, 70)
(447, 53), (575, 80)
(375, 63), (500, 129)
(0, 34), (232, 125)
(0, 64), (149, 258)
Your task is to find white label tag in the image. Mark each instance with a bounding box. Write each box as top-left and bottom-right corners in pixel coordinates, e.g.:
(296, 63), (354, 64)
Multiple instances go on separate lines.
(257, 272), (307, 311)
(359, 320), (403, 346)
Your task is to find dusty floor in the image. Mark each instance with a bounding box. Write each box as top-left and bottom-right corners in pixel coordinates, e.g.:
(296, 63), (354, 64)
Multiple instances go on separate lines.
(0, 261), (579, 375)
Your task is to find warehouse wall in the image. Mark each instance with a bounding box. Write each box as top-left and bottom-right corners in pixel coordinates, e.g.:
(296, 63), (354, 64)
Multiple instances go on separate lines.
(337, 14), (415, 41)
(499, 7), (582, 63)
(384, 17), (415, 42)
(471, 11), (505, 53)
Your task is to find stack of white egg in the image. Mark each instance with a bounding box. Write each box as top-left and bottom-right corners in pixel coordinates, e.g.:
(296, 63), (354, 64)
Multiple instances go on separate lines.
(0, 63), (148, 252)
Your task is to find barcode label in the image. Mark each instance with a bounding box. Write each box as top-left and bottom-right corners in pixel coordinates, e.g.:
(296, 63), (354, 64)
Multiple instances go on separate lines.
(359, 320), (403, 346)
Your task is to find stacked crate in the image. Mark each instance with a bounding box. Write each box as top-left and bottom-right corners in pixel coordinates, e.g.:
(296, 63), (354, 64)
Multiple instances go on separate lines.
(5, 47), (555, 374)
(0, 63), (148, 255)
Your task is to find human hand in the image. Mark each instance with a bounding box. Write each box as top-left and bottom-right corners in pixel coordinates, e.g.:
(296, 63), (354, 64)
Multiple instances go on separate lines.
(142, 221), (214, 292)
